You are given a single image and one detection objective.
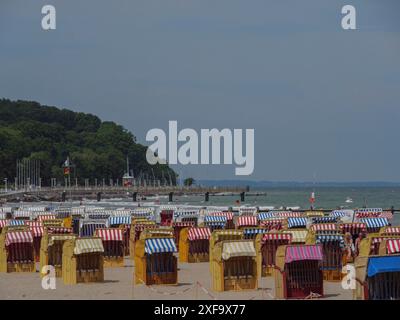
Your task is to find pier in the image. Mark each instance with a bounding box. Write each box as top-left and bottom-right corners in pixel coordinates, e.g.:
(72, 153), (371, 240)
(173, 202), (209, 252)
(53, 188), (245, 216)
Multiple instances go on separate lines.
(0, 185), (257, 202)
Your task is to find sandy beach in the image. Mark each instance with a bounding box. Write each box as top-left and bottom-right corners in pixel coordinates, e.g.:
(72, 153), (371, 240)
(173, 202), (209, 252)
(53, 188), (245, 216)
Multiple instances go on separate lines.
(0, 257), (352, 300)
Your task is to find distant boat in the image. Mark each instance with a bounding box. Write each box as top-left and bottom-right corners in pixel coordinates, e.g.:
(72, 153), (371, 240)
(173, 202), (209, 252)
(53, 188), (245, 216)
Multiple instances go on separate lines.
(345, 197), (353, 203)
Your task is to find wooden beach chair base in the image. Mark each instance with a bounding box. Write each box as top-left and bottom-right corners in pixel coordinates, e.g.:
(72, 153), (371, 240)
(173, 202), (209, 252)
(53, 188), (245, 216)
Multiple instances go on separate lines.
(223, 277), (258, 291)
(188, 253), (209, 263)
(262, 266), (274, 277)
(75, 269), (104, 283)
(7, 262), (35, 273)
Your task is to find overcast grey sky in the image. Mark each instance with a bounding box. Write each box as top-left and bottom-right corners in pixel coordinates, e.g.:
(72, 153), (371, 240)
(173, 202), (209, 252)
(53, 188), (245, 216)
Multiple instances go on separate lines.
(1, 0), (399, 181)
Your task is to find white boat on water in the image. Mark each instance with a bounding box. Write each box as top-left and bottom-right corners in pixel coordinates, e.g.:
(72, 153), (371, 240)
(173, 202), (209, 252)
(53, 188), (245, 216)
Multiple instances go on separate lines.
(345, 197), (353, 203)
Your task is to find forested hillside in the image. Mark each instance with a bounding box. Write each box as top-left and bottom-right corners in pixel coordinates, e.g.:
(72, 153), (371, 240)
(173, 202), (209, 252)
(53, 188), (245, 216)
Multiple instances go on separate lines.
(0, 99), (176, 185)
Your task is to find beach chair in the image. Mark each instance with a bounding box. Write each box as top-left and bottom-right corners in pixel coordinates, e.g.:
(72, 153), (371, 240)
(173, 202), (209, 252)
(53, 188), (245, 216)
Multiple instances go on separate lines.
(379, 226), (400, 236)
(309, 223), (339, 235)
(236, 216), (258, 230)
(209, 229), (244, 272)
(179, 227), (211, 263)
(379, 238), (400, 256)
(160, 210), (174, 226)
(40, 230), (75, 277)
(306, 231), (345, 281)
(354, 254), (400, 300)
(311, 216), (339, 224)
(95, 228), (124, 267)
(203, 215), (228, 232)
(260, 218), (284, 231)
(355, 208), (382, 219)
(172, 221), (196, 250)
(37, 214), (57, 222)
(242, 227), (266, 240)
(309, 223), (348, 276)
(0, 226), (35, 273)
(208, 212), (235, 229)
(274, 211), (302, 218)
(360, 218), (390, 234)
(129, 220), (156, 258)
(238, 207), (257, 216)
(304, 211), (325, 218)
(0, 219), (9, 234)
(79, 219), (108, 237)
(134, 235), (178, 285)
(62, 237), (104, 284)
(42, 218), (65, 228)
(173, 210), (199, 225)
(25, 221), (44, 262)
(274, 244), (324, 299)
(285, 217), (308, 230)
(281, 229), (308, 244)
(358, 234), (400, 257)
(339, 223), (367, 243)
(108, 216), (131, 256)
(211, 239), (258, 292)
(256, 232), (292, 277)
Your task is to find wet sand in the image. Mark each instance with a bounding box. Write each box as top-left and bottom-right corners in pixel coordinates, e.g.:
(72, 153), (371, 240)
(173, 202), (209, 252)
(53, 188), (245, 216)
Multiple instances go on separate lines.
(0, 257), (352, 300)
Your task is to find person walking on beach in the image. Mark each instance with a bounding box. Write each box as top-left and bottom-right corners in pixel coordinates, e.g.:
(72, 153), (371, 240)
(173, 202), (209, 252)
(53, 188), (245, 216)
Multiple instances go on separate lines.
(354, 232), (366, 256)
(343, 232), (354, 264)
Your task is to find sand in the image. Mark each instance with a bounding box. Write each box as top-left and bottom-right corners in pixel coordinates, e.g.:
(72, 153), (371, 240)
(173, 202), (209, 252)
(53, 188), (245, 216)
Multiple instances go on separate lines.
(0, 257), (352, 300)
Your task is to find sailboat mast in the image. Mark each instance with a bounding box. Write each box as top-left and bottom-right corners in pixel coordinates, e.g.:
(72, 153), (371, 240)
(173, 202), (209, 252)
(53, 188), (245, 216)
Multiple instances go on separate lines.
(126, 156), (129, 175)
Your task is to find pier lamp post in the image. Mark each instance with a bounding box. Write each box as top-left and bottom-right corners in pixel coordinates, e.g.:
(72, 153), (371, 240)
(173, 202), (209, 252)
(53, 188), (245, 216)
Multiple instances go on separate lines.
(4, 178), (7, 193)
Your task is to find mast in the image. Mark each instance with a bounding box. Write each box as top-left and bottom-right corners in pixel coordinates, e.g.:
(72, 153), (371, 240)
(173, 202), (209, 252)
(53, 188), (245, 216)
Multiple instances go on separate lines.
(126, 155), (129, 175)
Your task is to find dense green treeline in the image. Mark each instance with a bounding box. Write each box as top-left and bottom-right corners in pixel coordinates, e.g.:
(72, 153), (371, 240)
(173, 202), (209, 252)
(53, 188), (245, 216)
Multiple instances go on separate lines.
(0, 99), (176, 185)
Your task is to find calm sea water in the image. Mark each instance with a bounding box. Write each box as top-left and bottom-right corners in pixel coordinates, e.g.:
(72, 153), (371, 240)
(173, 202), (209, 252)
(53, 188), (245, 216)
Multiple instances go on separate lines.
(185, 187), (400, 209)
(161, 187), (400, 224)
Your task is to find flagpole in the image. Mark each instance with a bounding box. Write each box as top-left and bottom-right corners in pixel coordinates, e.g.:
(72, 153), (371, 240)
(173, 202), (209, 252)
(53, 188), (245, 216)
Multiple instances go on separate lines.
(311, 172), (316, 210)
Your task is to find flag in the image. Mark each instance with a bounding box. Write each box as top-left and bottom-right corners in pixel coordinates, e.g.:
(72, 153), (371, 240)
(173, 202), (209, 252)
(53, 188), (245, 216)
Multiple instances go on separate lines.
(63, 157), (70, 167)
(63, 157), (70, 176)
(63, 167), (70, 175)
(309, 192), (315, 203)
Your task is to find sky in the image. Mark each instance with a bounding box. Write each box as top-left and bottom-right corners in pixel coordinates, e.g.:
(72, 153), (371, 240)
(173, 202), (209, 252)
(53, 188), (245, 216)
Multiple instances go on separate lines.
(1, 0), (400, 182)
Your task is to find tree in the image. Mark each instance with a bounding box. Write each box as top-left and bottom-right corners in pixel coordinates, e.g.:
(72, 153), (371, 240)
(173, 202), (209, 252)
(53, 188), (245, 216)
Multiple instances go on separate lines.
(0, 98), (177, 185)
(184, 177), (195, 187)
